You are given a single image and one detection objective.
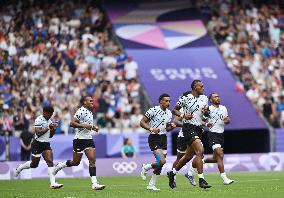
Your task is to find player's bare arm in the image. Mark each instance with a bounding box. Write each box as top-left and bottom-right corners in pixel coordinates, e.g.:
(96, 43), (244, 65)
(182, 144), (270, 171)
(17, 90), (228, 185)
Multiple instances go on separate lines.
(166, 122), (176, 132)
(172, 104), (182, 117)
(173, 104), (193, 120)
(205, 122), (213, 128)
(34, 126), (49, 137)
(92, 125), (99, 132)
(140, 116), (160, 133)
(70, 117), (93, 130)
(202, 105), (210, 117)
(173, 116), (183, 127)
(223, 116), (230, 124)
(49, 122), (58, 138)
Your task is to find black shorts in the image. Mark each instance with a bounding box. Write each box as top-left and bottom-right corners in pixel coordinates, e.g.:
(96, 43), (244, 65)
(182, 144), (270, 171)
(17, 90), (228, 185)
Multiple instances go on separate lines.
(182, 124), (203, 146)
(31, 140), (51, 157)
(73, 139), (95, 153)
(148, 134), (167, 152)
(207, 132), (224, 149)
(177, 136), (187, 153)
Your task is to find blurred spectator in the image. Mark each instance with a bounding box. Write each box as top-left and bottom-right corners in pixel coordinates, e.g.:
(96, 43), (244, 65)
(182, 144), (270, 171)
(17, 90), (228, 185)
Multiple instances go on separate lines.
(53, 111), (62, 135)
(277, 96), (284, 128)
(263, 97), (278, 127)
(121, 138), (136, 159)
(124, 56), (138, 80)
(1, 104), (13, 136)
(19, 130), (33, 161)
(13, 108), (28, 137)
(0, 0), (143, 135)
(203, 1), (284, 128)
(130, 107), (143, 131)
(61, 108), (72, 135)
(119, 113), (131, 131)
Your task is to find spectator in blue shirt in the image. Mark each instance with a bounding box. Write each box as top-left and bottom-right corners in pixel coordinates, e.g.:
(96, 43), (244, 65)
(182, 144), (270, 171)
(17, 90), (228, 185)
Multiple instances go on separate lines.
(121, 138), (136, 159)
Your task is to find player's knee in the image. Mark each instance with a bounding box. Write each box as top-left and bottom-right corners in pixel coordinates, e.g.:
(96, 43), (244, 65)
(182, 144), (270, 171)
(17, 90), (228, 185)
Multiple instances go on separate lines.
(160, 158), (166, 166)
(45, 160), (53, 167)
(195, 150), (204, 158)
(72, 160), (81, 166)
(154, 169), (161, 175)
(217, 152), (224, 159)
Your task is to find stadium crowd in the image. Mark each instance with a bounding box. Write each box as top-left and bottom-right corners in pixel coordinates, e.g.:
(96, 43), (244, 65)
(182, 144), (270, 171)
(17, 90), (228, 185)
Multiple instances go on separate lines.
(1, 0), (283, 140)
(0, 0), (144, 137)
(202, 0), (284, 127)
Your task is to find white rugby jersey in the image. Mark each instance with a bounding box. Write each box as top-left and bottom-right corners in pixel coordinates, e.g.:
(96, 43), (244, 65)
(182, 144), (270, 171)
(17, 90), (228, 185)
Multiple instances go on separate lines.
(34, 115), (53, 142)
(74, 106), (94, 139)
(145, 105), (172, 135)
(208, 105), (228, 133)
(177, 93), (208, 126)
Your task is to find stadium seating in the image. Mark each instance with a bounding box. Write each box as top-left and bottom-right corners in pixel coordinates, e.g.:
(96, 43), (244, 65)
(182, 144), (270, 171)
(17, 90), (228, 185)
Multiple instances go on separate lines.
(203, 1), (284, 128)
(0, 0), (145, 137)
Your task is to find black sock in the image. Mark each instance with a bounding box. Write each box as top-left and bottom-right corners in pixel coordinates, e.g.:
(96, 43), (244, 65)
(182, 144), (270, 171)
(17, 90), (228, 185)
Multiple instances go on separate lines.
(66, 160), (72, 167)
(89, 166), (96, 176)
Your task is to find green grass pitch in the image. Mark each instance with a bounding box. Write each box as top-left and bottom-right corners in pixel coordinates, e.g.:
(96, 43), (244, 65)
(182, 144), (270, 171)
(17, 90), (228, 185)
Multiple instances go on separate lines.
(1, 171), (284, 198)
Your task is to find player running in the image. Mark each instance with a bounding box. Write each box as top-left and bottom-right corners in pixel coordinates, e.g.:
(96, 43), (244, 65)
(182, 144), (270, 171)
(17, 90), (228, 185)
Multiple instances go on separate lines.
(14, 106), (63, 189)
(172, 101), (197, 187)
(167, 80), (211, 189)
(191, 92), (234, 185)
(140, 93), (176, 190)
(52, 96), (105, 190)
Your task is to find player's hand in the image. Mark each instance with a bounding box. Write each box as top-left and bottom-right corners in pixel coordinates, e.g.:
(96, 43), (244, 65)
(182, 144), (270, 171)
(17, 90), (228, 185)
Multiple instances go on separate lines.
(184, 112), (193, 120)
(48, 123), (58, 130)
(223, 116), (230, 124)
(84, 124), (94, 130)
(166, 122), (176, 129)
(202, 106), (210, 116)
(53, 122), (59, 129)
(150, 128), (160, 134)
(206, 122), (213, 128)
(170, 122), (176, 128)
(91, 125), (99, 132)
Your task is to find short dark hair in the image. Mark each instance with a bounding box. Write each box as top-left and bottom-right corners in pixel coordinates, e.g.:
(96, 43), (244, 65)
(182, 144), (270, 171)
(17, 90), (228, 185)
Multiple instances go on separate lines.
(123, 138), (130, 145)
(209, 92), (217, 100)
(80, 95), (91, 105)
(159, 93), (170, 102)
(191, 79), (202, 90)
(43, 106), (54, 113)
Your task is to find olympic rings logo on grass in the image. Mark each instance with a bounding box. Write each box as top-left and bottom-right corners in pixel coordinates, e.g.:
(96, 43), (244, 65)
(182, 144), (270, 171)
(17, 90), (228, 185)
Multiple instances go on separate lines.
(112, 162), (137, 174)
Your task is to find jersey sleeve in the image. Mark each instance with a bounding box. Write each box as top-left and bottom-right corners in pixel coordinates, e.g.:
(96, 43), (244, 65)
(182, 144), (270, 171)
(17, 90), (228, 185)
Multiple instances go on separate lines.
(144, 107), (155, 120)
(204, 96), (209, 107)
(223, 106), (228, 117)
(34, 117), (43, 128)
(74, 108), (82, 120)
(167, 111), (173, 122)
